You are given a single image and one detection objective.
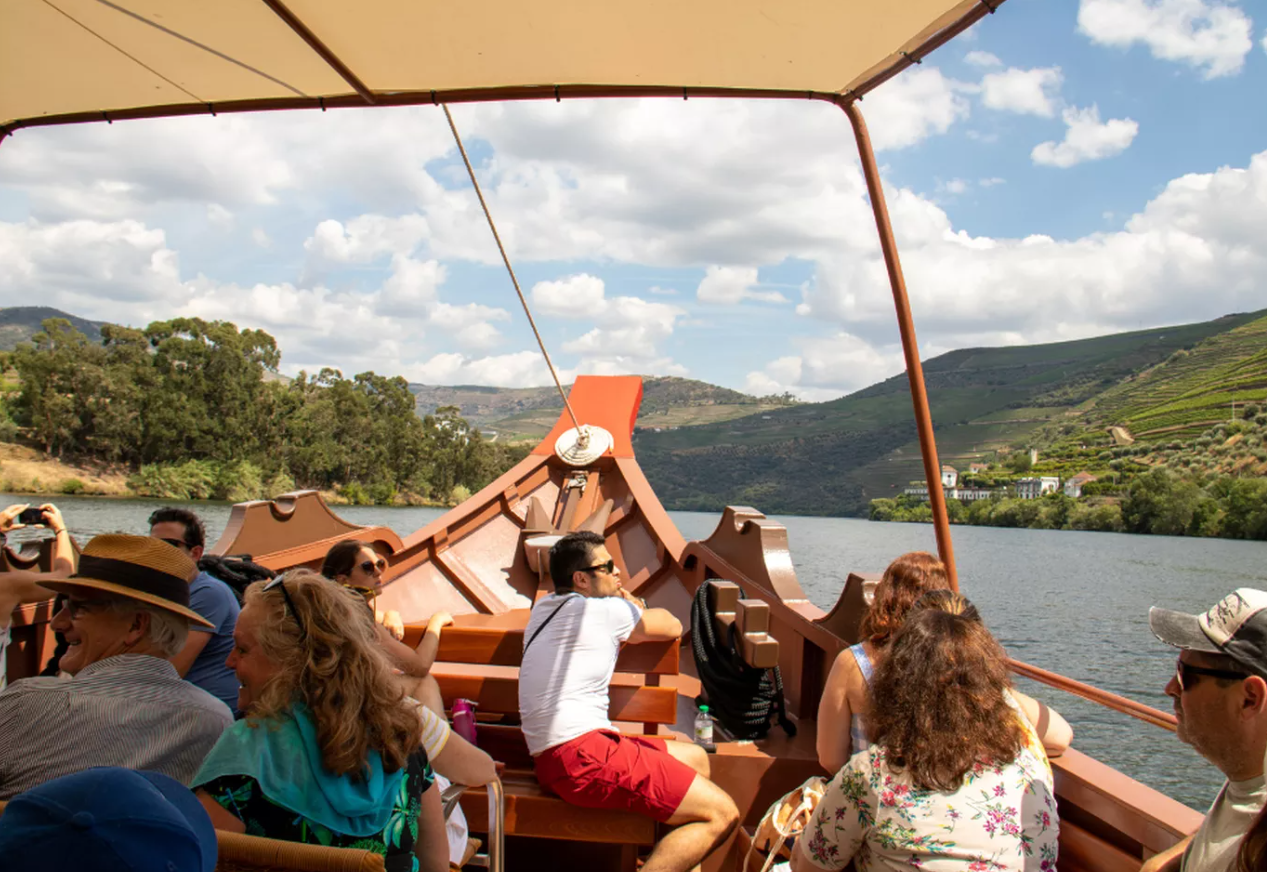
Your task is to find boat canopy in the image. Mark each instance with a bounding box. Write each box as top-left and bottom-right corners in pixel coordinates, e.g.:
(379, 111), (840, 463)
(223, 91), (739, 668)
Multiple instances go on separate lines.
(2, 0), (992, 135)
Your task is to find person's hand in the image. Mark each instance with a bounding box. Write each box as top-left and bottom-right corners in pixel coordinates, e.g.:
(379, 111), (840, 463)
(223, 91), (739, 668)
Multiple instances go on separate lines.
(617, 587), (647, 609)
(0, 503), (29, 532)
(39, 504), (67, 534)
(381, 610), (405, 641)
(427, 611), (454, 634)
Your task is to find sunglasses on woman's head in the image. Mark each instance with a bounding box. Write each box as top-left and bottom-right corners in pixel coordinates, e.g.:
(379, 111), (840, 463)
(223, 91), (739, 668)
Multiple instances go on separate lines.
(360, 558), (387, 574)
(264, 575), (307, 641)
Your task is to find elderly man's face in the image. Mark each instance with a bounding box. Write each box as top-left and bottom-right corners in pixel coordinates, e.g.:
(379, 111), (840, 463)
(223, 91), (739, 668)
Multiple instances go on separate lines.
(50, 594), (140, 675)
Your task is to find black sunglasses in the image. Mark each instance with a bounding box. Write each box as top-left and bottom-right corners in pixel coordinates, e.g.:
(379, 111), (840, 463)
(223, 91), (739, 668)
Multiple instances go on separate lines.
(360, 558), (387, 574)
(580, 559), (616, 575)
(1175, 657), (1247, 692)
(157, 537), (190, 551)
(264, 575), (307, 641)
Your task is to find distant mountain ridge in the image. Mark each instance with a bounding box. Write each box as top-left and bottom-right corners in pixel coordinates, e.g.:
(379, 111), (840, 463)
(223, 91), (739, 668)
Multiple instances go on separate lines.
(0, 307), (108, 350)
(411, 376), (793, 438)
(633, 309), (1267, 516)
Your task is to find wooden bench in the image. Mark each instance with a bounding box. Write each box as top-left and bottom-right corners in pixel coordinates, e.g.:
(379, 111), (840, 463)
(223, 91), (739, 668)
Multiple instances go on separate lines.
(404, 613), (681, 864)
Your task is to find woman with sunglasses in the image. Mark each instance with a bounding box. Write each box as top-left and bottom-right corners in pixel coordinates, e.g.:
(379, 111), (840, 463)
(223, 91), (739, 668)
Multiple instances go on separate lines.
(321, 540), (453, 713)
(193, 570), (447, 872)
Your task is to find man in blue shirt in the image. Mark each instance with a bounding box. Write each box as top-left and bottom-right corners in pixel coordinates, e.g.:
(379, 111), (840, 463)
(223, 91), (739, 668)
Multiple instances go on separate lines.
(148, 508), (240, 714)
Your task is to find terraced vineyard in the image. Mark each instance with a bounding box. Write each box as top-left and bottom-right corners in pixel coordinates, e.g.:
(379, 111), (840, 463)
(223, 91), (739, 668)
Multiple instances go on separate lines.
(1086, 314), (1267, 441)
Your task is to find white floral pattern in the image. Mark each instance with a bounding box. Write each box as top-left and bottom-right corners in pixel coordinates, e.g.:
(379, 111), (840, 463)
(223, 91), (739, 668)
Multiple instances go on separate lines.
(799, 745), (1058, 871)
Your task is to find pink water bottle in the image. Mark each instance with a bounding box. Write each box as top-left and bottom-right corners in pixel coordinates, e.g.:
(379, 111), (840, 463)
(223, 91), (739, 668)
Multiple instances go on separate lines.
(452, 698), (478, 744)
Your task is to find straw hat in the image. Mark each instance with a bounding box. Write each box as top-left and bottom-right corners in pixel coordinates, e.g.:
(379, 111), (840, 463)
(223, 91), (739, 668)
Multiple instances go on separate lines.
(43, 534), (213, 628)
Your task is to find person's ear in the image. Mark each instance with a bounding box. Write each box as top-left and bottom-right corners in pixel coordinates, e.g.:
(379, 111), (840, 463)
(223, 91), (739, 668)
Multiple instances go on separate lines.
(1242, 675), (1267, 716)
(191, 545), (205, 562)
(572, 570), (589, 592)
(125, 611), (151, 647)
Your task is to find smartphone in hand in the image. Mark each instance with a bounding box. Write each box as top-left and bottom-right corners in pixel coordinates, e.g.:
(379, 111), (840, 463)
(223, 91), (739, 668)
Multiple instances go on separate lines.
(16, 507), (46, 526)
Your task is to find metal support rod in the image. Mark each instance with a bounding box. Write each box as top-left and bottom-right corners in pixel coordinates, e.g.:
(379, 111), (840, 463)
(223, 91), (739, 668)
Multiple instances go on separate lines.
(841, 100), (959, 591)
(485, 776), (505, 872)
(1009, 658), (1177, 732)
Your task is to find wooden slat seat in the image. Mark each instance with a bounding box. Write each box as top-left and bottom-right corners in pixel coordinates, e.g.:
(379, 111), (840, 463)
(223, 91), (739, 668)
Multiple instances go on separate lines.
(407, 618), (683, 854)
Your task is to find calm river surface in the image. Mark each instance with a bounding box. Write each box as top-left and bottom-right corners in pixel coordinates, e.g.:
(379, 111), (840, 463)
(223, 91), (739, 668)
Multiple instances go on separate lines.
(9, 493), (1267, 812)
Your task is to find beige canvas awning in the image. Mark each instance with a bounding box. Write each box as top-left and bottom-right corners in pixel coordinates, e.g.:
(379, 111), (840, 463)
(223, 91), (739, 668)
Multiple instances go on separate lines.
(2, 0), (998, 135)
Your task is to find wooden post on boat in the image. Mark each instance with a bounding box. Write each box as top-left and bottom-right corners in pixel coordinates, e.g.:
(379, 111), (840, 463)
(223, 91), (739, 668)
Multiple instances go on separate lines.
(841, 100), (959, 591)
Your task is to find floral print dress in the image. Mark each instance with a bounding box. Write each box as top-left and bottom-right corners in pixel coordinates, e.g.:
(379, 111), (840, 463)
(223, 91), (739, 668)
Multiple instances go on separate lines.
(799, 744), (1058, 871)
(202, 748), (435, 872)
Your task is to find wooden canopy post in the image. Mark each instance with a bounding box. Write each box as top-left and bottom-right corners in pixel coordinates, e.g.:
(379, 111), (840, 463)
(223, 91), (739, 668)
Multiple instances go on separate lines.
(841, 100), (959, 591)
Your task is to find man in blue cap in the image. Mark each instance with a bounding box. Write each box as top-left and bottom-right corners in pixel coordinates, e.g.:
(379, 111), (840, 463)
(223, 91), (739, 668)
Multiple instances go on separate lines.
(0, 766), (218, 871)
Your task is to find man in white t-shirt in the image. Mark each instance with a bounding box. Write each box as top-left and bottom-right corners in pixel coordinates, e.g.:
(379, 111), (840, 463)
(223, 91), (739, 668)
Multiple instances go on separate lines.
(1143, 589), (1267, 872)
(519, 531), (738, 872)
(0, 503), (73, 690)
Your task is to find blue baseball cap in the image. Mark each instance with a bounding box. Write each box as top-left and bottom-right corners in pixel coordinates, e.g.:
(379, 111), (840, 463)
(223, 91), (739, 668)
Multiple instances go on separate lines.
(0, 767), (217, 871)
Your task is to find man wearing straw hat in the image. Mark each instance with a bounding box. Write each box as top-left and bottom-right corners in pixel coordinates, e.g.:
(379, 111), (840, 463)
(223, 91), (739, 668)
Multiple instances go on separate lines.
(0, 534), (233, 800)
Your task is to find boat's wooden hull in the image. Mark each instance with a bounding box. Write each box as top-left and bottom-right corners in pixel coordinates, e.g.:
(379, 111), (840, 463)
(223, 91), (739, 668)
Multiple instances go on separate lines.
(4, 374), (1201, 870)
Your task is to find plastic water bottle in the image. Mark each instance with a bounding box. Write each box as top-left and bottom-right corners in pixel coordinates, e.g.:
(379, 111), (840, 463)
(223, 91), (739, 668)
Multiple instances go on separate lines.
(694, 704), (714, 746)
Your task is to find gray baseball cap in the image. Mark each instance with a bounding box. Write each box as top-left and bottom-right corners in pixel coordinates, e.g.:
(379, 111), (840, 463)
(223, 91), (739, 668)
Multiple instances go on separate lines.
(1150, 588), (1267, 681)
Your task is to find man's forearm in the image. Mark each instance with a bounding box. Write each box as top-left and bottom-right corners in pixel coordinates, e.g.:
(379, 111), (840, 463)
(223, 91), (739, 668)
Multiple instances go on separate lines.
(1141, 835), (1190, 872)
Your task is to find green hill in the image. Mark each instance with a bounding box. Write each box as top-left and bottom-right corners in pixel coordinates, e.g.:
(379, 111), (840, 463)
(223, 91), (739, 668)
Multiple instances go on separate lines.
(0, 307), (106, 350)
(412, 376), (795, 440)
(1077, 314), (1267, 441)
(635, 309), (1267, 516)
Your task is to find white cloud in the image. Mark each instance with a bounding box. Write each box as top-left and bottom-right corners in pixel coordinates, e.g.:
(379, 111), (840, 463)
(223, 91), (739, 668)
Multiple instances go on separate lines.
(532, 273), (687, 368)
(790, 151), (1267, 367)
(1032, 105), (1140, 168)
(251, 227), (272, 248)
(207, 204), (234, 230)
(980, 67), (1065, 117)
(745, 333), (907, 400)
(531, 274), (607, 316)
(648, 286), (678, 296)
(408, 351), (553, 388)
(964, 51), (1003, 67)
(696, 265), (788, 304)
(1078, 0), (1254, 79)
(939, 178), (970, 196)
(863, 69), (972, 151)
(979, 177), (1006, 188)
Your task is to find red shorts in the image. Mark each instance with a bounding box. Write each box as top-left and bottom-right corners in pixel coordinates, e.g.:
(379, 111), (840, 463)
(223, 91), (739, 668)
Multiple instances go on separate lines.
(533, 730), (697, 823)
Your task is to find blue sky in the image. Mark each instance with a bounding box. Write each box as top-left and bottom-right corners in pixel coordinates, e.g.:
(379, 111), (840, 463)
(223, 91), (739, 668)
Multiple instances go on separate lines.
(1, 0), (1265, 400)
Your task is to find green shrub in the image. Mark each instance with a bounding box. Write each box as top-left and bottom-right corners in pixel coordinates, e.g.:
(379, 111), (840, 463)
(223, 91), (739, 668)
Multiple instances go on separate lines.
(265, 469), (296, 497)
(449, 484), (472, 506)
(338, 481), (372, 506)
(214, 460), (265, 502)
(60, 478), (85, 495)
(367, 480), (398, 505)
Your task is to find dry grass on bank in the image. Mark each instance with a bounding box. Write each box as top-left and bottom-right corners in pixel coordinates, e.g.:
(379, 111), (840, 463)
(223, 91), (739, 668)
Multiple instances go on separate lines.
(0, 443), (130, 496)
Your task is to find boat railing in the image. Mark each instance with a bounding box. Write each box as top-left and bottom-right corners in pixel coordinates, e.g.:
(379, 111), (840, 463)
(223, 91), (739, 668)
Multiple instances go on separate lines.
(1008, 657), (1178, 733)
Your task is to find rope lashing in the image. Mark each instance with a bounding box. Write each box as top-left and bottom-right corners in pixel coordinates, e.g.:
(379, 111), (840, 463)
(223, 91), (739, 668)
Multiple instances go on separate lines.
(440, 104), (582, 434)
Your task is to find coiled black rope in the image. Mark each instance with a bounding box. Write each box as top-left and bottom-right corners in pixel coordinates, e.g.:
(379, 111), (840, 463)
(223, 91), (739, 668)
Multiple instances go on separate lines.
(690, 580), (796, 740)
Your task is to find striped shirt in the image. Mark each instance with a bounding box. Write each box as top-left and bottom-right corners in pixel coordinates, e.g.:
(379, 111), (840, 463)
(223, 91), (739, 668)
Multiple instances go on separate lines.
(0, 654), (233, 799)
(417, 700), (451, 760)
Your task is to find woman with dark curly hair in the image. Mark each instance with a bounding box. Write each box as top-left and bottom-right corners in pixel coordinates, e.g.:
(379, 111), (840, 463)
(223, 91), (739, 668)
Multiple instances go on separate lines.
(794, 592), (1059, 871)
(816, 553), (1071, 774)
(192, 570), (447, 872)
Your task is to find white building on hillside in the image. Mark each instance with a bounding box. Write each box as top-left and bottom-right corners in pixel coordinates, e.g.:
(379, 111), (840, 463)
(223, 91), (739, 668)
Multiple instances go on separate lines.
(941, 465), (958, 488)
(1015, 477), (1061, 499)
(1064, 472), (1098, 498)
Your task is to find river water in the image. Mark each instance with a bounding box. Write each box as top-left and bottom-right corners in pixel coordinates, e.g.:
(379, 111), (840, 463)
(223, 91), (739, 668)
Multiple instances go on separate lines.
(8, 493), (1267, 813)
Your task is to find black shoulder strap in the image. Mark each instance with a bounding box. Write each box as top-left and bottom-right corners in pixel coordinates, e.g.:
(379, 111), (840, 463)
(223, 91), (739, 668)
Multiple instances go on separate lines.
(523, 594), (581, 656)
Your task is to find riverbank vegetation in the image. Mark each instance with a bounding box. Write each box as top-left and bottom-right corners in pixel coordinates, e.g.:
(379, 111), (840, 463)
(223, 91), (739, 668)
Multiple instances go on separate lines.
(870, 467), (1267, 541)
(0, 317), (528, 505)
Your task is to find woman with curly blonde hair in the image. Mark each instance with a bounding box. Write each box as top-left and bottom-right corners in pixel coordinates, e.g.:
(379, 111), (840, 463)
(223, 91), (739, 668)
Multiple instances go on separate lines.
(192, 570), (447, 872)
